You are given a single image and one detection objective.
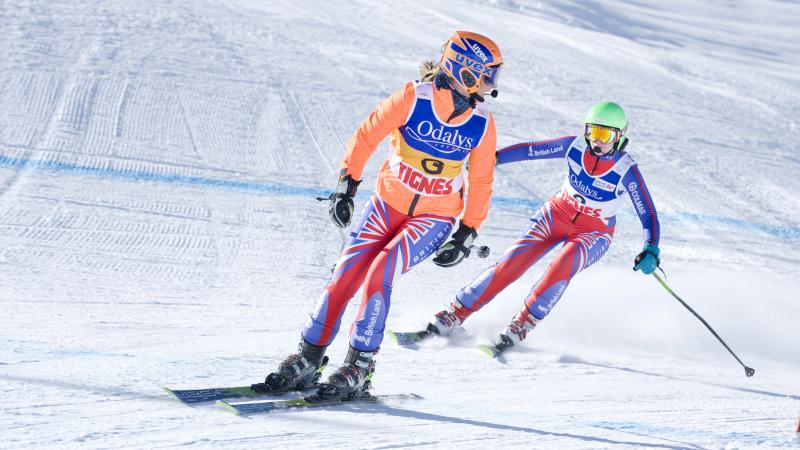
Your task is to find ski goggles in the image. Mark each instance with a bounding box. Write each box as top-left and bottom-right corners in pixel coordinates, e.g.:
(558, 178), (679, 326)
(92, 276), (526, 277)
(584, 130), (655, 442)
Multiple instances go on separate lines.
(482, 64), (501, 88)
(456, 64), (501, 92)
(584, 124), (621, 144)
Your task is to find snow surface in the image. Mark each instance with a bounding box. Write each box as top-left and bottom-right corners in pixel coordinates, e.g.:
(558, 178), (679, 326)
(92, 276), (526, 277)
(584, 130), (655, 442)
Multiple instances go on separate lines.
(1, 0), (799, 449)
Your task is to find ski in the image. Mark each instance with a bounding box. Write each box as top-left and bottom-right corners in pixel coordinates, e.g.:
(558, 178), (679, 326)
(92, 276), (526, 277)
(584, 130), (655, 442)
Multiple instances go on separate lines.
(163, 385), (316, 404)
(385, 328), (434, 346)
(477, 343), (501, 358)
(478, 336), (515, 358)
(478, 333), (515, 358)
(217, 393), (423, 415)
(165, 356), (332, 403)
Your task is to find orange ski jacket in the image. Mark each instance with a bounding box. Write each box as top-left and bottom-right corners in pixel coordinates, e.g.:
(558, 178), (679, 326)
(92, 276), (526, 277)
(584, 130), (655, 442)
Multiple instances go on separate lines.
(341, 81), (496, 230)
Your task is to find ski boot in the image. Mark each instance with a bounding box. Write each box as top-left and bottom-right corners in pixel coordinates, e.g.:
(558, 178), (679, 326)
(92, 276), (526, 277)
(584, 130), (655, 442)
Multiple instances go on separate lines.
(427, 301), (471, 336)
(480, 313), (538, 358)
(252, 340), (328, 393)
(312, 346), (376, 401)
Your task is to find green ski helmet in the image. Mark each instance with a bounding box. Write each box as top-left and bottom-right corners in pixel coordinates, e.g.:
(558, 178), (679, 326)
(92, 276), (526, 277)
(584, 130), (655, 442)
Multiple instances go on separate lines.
(584, 101), (628, 152)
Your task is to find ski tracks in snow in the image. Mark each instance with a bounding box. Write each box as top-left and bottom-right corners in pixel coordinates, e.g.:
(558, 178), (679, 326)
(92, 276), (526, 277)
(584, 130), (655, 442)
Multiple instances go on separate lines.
(1, 0), (799, 449)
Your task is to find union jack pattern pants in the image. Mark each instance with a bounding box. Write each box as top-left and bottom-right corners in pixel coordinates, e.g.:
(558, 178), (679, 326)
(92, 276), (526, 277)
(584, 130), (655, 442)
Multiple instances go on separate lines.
(456, 200), (615, 321)
(302, 195), (455, 351)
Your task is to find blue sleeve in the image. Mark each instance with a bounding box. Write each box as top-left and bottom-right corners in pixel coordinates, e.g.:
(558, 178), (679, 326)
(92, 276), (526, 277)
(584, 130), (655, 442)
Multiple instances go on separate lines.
(621, 164), (660, 246)
(496, 136), (576, 165)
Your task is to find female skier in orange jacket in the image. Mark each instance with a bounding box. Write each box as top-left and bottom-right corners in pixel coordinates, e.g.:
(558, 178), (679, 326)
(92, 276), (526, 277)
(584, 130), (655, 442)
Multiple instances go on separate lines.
(255, 31), (503, 401)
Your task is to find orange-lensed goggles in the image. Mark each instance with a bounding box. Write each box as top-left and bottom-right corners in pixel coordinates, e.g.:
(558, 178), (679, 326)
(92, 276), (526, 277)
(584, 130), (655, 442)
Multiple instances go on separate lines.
(585, 124), (621, 144)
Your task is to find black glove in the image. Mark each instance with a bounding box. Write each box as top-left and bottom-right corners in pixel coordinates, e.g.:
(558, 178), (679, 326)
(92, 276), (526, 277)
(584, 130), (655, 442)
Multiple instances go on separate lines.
(328, 175), (360, 228)
(433, 222), (477, 267)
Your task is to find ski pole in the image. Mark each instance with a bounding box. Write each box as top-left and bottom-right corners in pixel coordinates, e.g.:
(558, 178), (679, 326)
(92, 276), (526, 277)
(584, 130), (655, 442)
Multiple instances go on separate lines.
(652, 272), (755, 377)
(316, 194), (349, 272)
(328, 228), (348, 274)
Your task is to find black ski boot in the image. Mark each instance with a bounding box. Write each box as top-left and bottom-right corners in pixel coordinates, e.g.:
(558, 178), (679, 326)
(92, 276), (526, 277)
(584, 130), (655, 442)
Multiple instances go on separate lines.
(252, 340), (328, 393)
(312, 346), (376, 401)
(480, 333), (515, 358)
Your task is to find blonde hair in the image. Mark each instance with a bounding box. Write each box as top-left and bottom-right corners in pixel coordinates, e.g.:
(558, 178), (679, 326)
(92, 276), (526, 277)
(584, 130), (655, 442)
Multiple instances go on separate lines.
(419, 60), (445, 82)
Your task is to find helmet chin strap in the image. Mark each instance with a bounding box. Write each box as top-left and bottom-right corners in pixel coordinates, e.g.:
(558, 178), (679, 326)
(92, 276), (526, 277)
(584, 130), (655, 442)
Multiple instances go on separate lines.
(598, 146), (617, 156)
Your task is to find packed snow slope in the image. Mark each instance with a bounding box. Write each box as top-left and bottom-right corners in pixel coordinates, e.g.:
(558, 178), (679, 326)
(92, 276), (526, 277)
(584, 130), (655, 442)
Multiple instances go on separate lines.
(1, 1), (799, 449)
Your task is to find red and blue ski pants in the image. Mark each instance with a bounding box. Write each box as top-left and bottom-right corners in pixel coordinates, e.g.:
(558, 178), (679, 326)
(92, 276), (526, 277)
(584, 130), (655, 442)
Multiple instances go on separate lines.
(302, 195), (455, 351)
(456, 200), (615, 322)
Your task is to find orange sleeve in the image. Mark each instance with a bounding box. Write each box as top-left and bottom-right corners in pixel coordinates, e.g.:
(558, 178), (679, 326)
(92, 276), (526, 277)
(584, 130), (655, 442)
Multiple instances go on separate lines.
(341, 82), (416, 181)
(461, 115), (496, 230)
